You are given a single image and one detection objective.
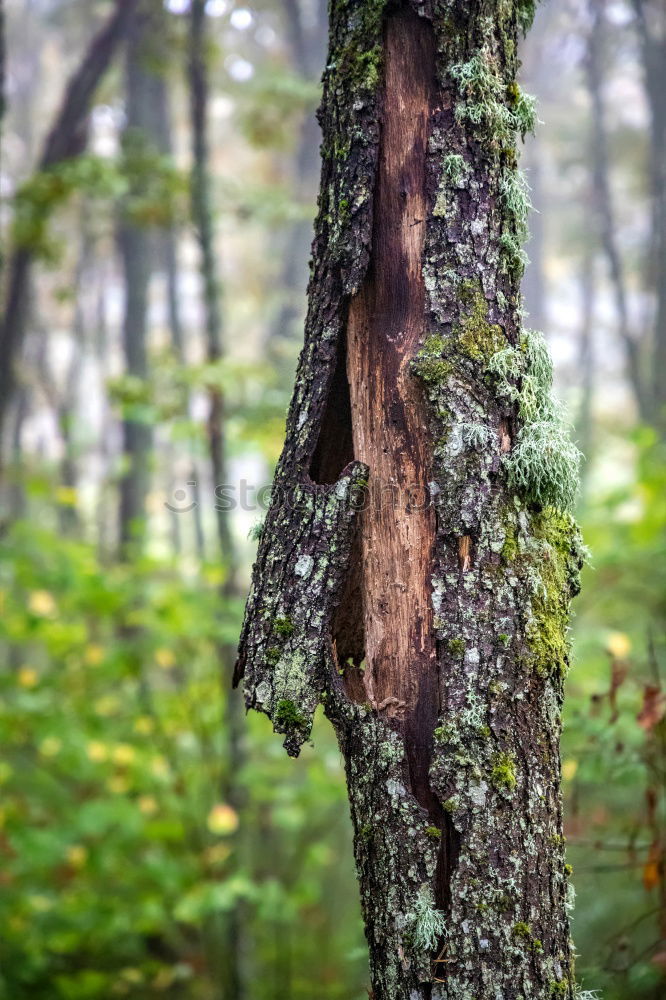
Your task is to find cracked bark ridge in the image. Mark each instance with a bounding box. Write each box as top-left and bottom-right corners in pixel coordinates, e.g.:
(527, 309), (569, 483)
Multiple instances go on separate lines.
(235, 1), (584, 998)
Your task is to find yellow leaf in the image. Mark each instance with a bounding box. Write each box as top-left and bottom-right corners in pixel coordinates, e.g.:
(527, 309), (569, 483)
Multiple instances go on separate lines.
(18, 666), (38, 688)
(86, 740), (108, 763)
(28, 590), (56, 616)
(94, 695), (120, 717)
(155, 648), (176, 669)
(112, 743), (136, 766)
(134, 715), (155, 735)
(107, 775), (129, 794)
(55, 486), (78, 506)
(151, 755), (171, 780)
(138, 795), (158, 816)
(207, 803), (239, 836)
(66, 845), (88, 868)
(39, 737), (62, 758)
(204, 843), (232, 866)
(606, 631), (631, 659)
(84, 644), (104, 666)
(562, 759), (578, 781)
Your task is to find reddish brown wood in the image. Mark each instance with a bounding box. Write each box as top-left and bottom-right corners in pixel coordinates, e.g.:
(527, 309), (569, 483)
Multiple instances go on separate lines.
(345, 9), (437, 757)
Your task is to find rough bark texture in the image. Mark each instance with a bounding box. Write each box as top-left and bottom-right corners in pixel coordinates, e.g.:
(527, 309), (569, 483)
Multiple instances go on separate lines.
(236, 2), (583, 998)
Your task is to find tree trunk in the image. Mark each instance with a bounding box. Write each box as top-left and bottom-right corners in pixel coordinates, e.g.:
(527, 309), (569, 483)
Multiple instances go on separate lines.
(188, 3), (247, 997)
(0, 0), (137, 455)
(117, 0), (161, 554)
(235, 3), (584, 998)
(266, 0), (328, 357)
(585, 0), (648, 422)
(633, 0), (666, 429)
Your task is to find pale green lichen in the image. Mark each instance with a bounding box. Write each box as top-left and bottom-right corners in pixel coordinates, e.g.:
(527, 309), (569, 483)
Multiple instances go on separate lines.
(412, 885), (446, 951)
(488, 329), (582, 512)
(443, 152), (466, 184)
(506, 420), (580, 512)
(451, 49), (537, 145)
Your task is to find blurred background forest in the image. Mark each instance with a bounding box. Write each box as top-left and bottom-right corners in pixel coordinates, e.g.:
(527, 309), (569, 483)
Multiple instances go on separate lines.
(0, 0), (665, 998)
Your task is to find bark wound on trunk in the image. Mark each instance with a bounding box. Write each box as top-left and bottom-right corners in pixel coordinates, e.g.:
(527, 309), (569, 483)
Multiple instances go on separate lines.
(343, 6), (444, 876)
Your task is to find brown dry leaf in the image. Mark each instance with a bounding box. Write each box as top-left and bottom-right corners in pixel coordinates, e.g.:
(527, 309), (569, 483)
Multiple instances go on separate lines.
(609, 656), (629, 722)
(642, 842), (661, 892)
(637, 685), (666, 731)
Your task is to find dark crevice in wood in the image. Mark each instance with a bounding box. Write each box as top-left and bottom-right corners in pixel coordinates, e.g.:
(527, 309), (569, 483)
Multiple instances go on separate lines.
(308, 329), (355, 485)
(332, 520), (367, 704)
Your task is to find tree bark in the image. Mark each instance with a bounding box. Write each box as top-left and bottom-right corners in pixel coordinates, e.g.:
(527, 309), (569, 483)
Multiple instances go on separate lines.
(236, 2), (584, 998)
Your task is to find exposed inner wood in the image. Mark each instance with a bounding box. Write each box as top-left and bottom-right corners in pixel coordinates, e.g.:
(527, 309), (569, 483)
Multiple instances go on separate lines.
(345, 9), (437, 751)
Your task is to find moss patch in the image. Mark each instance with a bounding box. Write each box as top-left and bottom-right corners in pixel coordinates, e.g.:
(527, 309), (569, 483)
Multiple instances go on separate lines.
(490, 751), (517, 792)
(457, 282), (506, 363)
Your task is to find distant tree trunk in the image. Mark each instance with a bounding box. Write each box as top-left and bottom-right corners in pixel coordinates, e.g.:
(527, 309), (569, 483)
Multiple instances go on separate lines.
(0, 0), (137, 457)
(576, 248), (596, 500)
(266, 0), (328, 357)
(633, 0), (666, 429)
(188, 3), (246, 997)
(117, 0), (163, 554)
(236, 3), (583, 999)
(585, 0), (648, 421)
(519, 1), (557, 337)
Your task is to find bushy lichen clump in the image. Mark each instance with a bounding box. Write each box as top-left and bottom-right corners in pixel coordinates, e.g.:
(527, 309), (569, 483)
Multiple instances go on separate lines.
(412, 885), (446, 951)
(488, 328), (582, 512)
(508, 420), (581, 511)
(443, 152), (467, 184)
(450, 49), (537, 147)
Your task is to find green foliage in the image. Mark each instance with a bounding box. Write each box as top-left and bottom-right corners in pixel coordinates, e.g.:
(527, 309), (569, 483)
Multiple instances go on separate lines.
(0, 523), (366, 999)
(11, 142), (188, 264)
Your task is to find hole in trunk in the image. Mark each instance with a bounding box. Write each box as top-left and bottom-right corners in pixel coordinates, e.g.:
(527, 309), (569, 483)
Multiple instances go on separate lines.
(309, 330), (354, 485)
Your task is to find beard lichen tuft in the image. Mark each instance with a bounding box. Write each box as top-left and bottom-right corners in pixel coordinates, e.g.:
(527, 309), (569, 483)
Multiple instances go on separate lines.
(412, 884), (447, 952)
